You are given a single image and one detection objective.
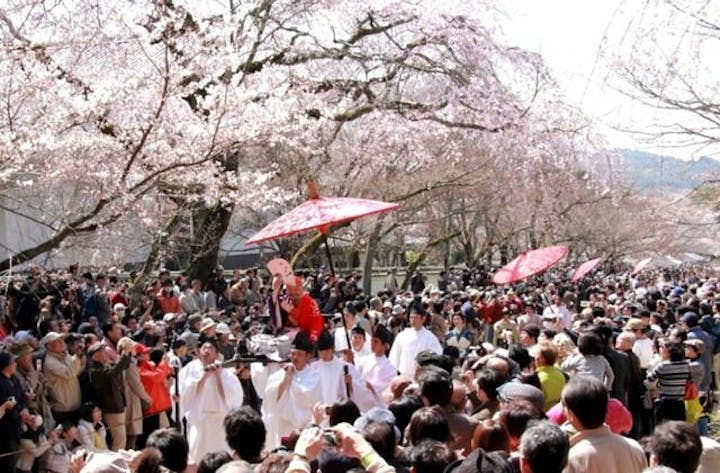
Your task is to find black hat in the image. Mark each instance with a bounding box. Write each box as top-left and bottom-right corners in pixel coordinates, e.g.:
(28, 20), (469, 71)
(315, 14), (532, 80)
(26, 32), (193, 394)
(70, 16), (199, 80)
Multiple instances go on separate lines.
(316, 330), (335, 351)
(65, 333), (83, 343)
(292, 331), (314, 353)
(0, 351), (16, 370)
(373, 325), (393, 345)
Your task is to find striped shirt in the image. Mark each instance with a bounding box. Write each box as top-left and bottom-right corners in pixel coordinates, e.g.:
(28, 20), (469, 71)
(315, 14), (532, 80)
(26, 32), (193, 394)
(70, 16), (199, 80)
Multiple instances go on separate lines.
(647, 360), (690, 400)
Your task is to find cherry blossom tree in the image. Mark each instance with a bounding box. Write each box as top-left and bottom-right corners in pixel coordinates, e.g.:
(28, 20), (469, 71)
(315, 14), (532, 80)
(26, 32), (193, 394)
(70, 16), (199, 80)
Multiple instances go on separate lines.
(610, 0), (720, 156)
(0, 0), (658, 281)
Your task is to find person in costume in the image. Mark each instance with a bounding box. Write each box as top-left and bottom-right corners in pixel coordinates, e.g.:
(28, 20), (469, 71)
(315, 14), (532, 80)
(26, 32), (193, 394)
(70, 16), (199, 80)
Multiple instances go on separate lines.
(178, 339), (244, 461)
(262, 332), (322, 449)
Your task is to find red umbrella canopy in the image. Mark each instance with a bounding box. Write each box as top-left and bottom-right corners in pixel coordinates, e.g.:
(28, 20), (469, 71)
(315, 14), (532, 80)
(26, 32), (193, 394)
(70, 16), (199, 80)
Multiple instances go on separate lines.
(571, 258), (602, 283)
(246, 184), (399, 245)
(493, 245), (569, 285)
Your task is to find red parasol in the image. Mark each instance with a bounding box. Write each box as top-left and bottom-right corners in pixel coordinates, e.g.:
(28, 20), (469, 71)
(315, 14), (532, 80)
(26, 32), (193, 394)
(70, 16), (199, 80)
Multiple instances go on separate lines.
(492, 245), (568, 285)
(246, 182), (399, 248)
(246, 182), (400, 351)
(571, 258), (602, 283)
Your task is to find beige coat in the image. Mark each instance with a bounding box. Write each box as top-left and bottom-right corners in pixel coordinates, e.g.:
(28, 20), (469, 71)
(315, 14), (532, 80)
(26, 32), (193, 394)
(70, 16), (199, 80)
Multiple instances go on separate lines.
(44, 352), (84, 413)
(566, 425), (647, 473)
(124, 361), (152, 435)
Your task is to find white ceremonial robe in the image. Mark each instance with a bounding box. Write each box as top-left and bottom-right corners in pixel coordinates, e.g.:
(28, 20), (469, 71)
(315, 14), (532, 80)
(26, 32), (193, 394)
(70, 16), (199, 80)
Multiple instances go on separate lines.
(334, 327), (371, 354)
(357, 354), (397, 402)
(179, 360), (244, 462)
(353, 345), (372, 361)
(312, 358), (377, 413)
(263, 364), (322, 449)
(388, 327), (442, 380)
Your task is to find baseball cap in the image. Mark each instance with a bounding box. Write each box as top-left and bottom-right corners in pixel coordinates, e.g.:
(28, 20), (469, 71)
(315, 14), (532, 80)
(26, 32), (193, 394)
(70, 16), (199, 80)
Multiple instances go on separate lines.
(41, 332), (65, 345)
(497, 382), (545, 411)
(87, 342), (105, 356)
(624, 318), (644, 331)
(681, 312), (699, 325)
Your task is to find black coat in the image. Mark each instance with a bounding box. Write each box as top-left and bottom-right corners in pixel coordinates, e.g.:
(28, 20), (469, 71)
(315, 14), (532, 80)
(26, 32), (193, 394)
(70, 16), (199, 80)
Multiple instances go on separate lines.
(604, 348), (631, 407)
(0, 373), (27, 441)
(88, 355), (132, 413)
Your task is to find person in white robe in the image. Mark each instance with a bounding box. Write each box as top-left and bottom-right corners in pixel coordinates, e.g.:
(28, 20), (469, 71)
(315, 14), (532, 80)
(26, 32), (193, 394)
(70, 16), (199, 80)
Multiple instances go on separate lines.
(178, 339), (244, 462)
(312, 330), (376, 414)
(357, 325), (397, 403)
(334, 309), (371, 355)
(263, 332), (322, 450)
(388, 305), (442, 380)
(349, 326), (372, 362)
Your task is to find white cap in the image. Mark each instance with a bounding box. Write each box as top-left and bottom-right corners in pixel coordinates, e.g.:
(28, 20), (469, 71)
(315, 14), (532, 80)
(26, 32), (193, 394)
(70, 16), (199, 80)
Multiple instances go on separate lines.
(216, 322), (231, 335)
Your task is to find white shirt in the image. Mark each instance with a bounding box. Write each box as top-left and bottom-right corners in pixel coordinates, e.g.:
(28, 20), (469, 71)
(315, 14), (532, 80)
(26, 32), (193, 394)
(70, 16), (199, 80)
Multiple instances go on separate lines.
(632, 337), (654, 369)
(388, 326), (442, 380)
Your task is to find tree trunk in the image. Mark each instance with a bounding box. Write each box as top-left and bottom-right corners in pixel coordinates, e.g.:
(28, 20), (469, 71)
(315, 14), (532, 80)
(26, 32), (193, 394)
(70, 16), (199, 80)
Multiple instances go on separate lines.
(400, 231), (460, 289)
(130, 210), (185, 301)
(362, 219), (385, 295)
(186, 200), (234, 285)
(499, 244), (509, 265)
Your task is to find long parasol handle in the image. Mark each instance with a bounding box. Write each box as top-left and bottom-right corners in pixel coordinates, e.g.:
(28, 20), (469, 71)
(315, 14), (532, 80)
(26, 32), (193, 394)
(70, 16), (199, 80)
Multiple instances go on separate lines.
(322, 232), (351, 360)
(322, 233), (336, 279)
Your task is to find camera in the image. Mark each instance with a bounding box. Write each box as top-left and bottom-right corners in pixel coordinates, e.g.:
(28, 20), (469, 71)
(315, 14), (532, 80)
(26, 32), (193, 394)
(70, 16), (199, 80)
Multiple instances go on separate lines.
(323, 429), (337, 447)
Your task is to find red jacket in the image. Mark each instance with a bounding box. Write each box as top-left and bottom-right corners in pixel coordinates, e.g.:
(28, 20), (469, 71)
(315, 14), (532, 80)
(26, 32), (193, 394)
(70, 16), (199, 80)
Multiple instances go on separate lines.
(289, 294), (324, 342)
(156, 293), (181, 315)
(138, 360), (172, 416)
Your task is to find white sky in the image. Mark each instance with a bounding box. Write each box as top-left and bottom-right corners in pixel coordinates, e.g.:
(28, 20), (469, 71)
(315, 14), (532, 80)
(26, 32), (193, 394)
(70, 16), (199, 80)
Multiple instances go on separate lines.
(500, 0), (714, 160)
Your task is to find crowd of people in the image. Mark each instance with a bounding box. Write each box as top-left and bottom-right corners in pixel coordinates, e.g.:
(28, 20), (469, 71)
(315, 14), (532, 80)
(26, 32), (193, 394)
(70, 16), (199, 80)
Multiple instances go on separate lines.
(1, 262), (720, 473)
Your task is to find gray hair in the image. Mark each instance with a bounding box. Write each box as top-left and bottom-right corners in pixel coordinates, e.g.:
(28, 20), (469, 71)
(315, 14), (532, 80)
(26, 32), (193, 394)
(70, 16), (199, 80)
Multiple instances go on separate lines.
(520, 420), (569, 473)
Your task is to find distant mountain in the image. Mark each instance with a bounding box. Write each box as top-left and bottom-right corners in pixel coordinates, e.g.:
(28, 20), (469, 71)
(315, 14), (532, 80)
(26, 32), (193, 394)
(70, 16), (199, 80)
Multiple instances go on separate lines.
(619, 149), (720, 191)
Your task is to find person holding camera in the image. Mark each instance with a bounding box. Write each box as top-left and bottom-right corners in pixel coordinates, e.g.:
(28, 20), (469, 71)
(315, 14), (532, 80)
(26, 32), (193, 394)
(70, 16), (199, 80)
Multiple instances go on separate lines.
(86, 339), (133, 451)
(178, 339), (244, 463)
(0, 350), (27, 472)
(43, 332), (85, 425)
(286, 422), (396, 473)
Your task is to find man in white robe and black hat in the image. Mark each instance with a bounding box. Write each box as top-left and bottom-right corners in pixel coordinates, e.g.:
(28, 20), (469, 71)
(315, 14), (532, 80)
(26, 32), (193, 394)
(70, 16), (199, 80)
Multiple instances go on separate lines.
(312, 330), (376, 414)
(178, 339), (244, 462)
(263, 331), (322, 449)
